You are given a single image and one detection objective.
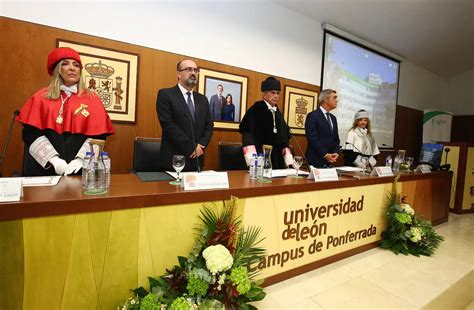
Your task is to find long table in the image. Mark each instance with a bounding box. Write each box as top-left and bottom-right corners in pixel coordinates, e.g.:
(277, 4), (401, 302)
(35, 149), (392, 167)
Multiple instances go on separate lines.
(0, 171), (452, 309)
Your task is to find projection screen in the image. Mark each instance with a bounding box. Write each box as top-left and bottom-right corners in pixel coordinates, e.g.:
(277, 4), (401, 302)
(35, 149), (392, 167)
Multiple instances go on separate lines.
(321, 30), (400, 149)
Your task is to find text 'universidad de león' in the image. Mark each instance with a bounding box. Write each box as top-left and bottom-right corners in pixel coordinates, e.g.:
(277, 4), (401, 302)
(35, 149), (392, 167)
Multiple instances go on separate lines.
(251, 195), (378, 272)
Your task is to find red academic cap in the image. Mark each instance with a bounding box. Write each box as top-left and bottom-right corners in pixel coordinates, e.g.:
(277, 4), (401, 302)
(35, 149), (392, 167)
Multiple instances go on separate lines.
(47, 47), (82, 75)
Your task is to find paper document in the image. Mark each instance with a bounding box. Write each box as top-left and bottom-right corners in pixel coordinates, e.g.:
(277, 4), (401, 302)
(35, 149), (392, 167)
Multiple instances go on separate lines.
(271, 169), (310, 178)
(336, 166), (364, 172)
(165, 170), (218, 179)
(21, 176), (61, 187)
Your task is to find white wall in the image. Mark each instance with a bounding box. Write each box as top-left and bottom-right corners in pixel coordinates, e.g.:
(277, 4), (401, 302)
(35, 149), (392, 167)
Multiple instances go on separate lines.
(3, 0), (453, 113)
(398, 61), (449, 112)
(447, 68), (474, 115)
(2, 0), (323, 85)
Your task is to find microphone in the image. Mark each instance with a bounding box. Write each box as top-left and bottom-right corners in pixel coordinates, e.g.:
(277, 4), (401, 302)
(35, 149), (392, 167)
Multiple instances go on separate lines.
(288, 127), (310, 170)
(439, 147), (451, 171)
(184, 113), (201, 172)
(345, 142), (373, 171)
(0, 110), (20, 177)
(444, 147), (450, 165)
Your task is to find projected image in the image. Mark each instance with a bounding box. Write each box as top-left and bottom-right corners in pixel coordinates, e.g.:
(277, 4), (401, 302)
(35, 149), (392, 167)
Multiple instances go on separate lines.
(322, 32), (400, 148)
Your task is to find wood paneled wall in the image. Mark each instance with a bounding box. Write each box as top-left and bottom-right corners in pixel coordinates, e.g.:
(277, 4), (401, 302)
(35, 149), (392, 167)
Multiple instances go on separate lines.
(0, 17), (315, 175)
(0, 17), (430, 176)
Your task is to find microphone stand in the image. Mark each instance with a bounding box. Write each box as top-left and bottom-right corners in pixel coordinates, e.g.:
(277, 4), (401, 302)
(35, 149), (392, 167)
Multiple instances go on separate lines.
(185, 113), (201, 172)
(0, 110), (20, 177)
(344, 142), (373, 173)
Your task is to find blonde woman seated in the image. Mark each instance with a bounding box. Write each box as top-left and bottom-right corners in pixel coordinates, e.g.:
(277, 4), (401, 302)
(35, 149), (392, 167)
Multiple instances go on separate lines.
(343, 110), (380, 169)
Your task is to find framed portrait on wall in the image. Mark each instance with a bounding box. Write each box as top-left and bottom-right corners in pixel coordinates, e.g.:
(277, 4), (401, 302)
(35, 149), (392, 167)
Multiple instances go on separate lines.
(197, 68), (248, 130)
(283, 86), (319, 135)
(58, 40), (139, 123)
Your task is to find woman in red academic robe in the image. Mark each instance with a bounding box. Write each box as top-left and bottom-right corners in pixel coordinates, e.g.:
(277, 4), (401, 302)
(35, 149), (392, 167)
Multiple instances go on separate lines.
(16, 47), (115, 176)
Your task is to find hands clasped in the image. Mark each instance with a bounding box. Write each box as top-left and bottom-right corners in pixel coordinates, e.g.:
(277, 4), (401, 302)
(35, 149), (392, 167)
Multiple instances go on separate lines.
(324, 153), (339, 164)
(189, 144), (205, 158)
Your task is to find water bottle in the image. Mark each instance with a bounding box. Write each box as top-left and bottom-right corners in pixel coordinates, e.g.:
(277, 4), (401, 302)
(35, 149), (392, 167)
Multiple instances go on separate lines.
(385, 155), (392, 168)
(102, 152), (111, 190)
(256, 154), (264, 179)
(82, 152), (92, 190)
(393, 155), (400, 172)
(84, 154), (106, 195)
(249, 154), (258, 179)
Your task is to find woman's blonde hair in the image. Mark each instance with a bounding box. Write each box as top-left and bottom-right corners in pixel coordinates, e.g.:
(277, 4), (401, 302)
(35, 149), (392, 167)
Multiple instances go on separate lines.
(45, 60), (91, 100)
(350, 117), (372, 134)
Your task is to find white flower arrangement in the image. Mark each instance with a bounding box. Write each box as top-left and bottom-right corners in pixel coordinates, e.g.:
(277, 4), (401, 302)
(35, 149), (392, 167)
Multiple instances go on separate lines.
(400, 203), (415, 215)
(118, 197), (267, 308)
(407, 226), (423, 242)
(202, 244), (233, 275)
(381, 191), (444, 256)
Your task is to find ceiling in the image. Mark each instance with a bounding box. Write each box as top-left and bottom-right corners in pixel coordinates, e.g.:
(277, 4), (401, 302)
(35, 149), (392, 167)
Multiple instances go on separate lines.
(273, 0), (474, 79)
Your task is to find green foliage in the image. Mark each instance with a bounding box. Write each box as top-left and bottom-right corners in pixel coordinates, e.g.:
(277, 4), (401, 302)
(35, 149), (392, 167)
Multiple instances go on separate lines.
(170, 297), (191, 310)
(394, 212), (412, 224)
(140, 293), (161, 310)
(229, 266), (251, 294)
(131, 287), (148, 299)
(380, 193), (443, 256)
(186, 273), (209, 296)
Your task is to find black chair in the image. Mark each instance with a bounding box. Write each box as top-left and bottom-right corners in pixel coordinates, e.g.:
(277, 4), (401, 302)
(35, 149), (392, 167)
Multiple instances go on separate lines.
(218, 141), (247, 171)
(132, 137), (162, 172)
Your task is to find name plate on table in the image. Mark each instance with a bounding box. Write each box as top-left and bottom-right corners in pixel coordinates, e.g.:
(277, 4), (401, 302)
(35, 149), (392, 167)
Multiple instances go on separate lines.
(371, 166), (394, 177)
(0, 178), (23, 202)
(183, 172), (229, 191)
(308, 167), (339, 182)
(416, 164), (432, 173)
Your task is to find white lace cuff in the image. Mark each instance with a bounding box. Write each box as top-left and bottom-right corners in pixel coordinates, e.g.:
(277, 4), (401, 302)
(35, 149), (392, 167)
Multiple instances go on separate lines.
(29, 136), (59, 168)
(242, 145), (257, 167)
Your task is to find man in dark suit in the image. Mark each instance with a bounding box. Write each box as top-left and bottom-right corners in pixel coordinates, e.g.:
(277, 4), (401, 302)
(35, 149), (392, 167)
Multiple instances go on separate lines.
(305, 89), (340, 168)
(156, 59), (214, 171)
(209, 84), (224, 121)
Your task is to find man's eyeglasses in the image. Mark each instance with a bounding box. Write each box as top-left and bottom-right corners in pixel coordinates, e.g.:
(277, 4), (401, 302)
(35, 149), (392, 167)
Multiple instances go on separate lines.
(178, 67), (200, 74)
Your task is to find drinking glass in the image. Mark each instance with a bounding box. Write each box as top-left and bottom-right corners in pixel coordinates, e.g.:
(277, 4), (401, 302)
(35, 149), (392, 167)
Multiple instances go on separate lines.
(291, 156), (304, 178)
(406, 156), (414, 170)
(169, 155), (185, 185)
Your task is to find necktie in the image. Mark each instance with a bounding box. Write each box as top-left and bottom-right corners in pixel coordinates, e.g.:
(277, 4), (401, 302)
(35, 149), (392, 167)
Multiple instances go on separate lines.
(186, 92), (195, 120)
(326, 113), (333, 131)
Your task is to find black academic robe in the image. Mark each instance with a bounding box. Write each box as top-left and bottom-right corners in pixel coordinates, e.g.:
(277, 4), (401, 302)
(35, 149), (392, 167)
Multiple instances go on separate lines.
(239, 100), (291, 169)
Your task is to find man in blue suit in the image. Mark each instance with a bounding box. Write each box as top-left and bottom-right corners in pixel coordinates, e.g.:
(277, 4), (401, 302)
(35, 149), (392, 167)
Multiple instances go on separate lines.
(305, 89), (340, 168)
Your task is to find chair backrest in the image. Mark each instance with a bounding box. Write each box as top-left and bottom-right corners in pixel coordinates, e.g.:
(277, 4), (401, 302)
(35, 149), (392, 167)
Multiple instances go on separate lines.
(132, 137), (162, 172)
(218, 141), (247, 171)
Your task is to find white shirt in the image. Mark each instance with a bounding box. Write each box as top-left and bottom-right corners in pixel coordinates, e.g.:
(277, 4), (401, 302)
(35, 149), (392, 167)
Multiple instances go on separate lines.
(319, 106), (333, 129)
(178, 83), (194, 108)
(264, 100), (277, 112)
